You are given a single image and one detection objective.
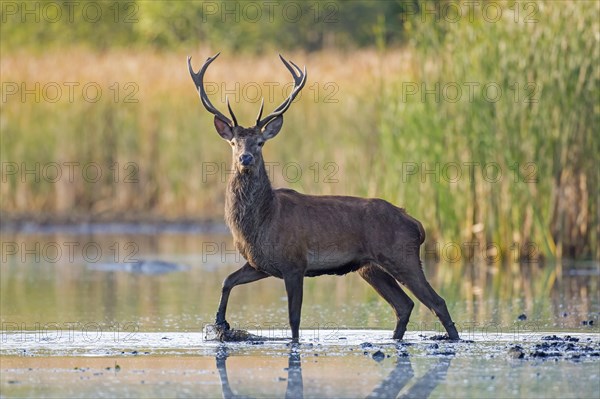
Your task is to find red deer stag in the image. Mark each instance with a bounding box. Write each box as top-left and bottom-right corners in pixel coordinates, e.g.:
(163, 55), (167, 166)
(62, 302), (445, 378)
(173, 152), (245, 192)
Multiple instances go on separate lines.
(187, 53), (459, 342)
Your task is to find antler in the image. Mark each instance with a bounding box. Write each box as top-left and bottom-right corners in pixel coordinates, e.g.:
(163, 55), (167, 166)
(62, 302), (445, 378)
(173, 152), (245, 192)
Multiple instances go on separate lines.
(188, 53), (238, 127)
(256, 55), (307, 129)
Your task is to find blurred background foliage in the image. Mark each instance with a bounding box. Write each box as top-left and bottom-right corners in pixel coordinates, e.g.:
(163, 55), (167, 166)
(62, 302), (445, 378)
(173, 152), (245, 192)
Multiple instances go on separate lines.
(1, 0), (409, 52)
(1, 0), (598, 261)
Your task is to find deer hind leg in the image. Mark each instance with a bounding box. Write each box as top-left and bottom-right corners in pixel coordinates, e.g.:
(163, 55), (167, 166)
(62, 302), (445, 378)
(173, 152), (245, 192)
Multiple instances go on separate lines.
(387, 256), (459, 340)
(358, 263), (414, 340)
(216, 262), (270, 329)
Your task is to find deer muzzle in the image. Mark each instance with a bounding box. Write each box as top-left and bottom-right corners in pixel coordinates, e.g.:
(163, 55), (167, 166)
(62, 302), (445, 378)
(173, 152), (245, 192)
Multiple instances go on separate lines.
(239, 153), (254, 167)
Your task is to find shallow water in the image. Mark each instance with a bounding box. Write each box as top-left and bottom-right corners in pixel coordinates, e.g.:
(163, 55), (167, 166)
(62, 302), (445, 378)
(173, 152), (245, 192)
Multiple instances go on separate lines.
(2, 330), (600, 398)
(1, 229), (599, 398)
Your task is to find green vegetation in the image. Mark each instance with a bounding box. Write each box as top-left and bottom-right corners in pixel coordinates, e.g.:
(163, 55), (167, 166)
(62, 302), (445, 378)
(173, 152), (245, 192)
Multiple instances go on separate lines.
(1, 1), (598, 260)
(0, 0), (408, 52)
(376, 1), (599, 259)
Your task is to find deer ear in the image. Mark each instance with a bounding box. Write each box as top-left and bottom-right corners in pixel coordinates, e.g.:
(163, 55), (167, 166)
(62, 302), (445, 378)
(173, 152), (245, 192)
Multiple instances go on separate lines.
(214, 116), (233, 140)
(261, 116), (284, 140)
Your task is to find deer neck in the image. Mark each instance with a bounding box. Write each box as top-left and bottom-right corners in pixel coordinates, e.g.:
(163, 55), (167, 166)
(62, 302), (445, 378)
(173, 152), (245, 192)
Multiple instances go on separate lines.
(225, 160), (275, 243)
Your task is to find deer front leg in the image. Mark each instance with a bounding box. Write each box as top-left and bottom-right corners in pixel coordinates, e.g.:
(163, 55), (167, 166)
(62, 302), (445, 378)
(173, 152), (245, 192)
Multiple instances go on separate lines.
(216, 262), (270, 330)
(284, 273), (304, 342)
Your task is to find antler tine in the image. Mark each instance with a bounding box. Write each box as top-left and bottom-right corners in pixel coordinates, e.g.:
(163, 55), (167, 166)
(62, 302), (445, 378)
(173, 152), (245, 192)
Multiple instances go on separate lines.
(279, 54), (300, 80)
(256, 55), (307, 129)
(255, 98), (264, 126)
(226, 96), (238, 127)
(188, 53), (238, 127)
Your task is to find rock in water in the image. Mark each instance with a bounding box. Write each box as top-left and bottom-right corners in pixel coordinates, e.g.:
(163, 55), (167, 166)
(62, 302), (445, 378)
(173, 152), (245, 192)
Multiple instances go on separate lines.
(508, 345), (525, 359)
(372, 350), (385, 362)
(87, 260), (187, 275)
(203, 324), (265, 342)
(204, 324), (221, 341)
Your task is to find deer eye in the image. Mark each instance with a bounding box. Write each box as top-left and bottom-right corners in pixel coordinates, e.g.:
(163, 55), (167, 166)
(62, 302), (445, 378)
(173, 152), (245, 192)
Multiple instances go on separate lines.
(230, 141), (235, 146)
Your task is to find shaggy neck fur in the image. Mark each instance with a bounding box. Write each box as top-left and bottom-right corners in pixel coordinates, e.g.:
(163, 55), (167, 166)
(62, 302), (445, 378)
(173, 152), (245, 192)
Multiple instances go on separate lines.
(225, 160), (275, 244)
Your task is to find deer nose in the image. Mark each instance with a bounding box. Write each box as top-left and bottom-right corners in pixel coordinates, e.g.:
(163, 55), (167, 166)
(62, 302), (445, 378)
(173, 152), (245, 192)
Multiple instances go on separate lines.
(239, 153), (254, 166)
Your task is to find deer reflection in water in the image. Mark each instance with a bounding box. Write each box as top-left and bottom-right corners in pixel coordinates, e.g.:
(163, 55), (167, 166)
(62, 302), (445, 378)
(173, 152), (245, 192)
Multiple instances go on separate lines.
(367, 355), (452, 399)
(215, 346), (452, 399)
(215, 346), (303, 399)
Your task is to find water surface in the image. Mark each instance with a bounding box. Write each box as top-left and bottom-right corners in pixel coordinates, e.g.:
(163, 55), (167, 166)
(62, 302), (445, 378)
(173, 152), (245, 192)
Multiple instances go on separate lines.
(1, 229), (599, 398)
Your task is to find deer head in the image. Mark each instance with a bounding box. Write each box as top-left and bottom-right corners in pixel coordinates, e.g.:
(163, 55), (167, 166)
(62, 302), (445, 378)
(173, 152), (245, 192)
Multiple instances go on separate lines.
(188, 53), (307, 173)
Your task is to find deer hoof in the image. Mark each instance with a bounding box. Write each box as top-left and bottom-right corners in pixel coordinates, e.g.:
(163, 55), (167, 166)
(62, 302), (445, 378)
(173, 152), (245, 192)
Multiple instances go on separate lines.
(392, 328), (406, 341)
(215, 320), (231, 332)
(446, 325), (460, 341)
